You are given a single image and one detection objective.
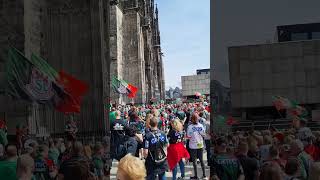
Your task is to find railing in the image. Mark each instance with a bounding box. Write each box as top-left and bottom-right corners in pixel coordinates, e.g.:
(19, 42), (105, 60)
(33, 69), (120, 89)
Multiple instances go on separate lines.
(232, 118), (320, 131)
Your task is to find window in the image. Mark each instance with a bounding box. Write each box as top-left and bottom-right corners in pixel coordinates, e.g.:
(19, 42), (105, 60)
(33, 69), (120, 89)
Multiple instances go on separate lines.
(312, 32), (320, 40)
(291, 33), (308, 41)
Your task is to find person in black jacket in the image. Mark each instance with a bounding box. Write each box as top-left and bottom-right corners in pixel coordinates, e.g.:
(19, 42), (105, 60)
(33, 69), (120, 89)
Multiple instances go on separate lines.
(124, 126), (138, 156)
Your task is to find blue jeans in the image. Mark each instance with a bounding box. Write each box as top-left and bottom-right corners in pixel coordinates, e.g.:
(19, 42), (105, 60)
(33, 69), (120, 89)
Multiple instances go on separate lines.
(146, 172), (166, 180)
(172, 160), (185, 180)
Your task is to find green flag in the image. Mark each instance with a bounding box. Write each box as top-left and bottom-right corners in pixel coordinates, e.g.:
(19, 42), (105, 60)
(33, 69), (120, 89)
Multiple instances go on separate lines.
(111, 76), (129, 94)
(30, 54), (58, 81)
(5, 48), (60, 104)
(216, 115), (226, 125)
(5, 47), (41, 101)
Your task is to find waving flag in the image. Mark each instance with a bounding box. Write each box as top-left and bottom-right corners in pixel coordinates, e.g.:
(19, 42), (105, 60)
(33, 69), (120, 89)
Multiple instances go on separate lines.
(112, 77), (129, 94)
(55, 70), (88, 114)
(127, 83), (138, 98)
(272, 95), (308, 118)
(216, 115), (238, 126)
(226, 116), (239, 126)
(5, 47), (88, 114)
(111, 76), (138, 98)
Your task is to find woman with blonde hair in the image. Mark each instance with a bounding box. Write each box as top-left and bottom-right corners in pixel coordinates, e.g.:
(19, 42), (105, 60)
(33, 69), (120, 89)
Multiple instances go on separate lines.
(260, 162), (284, 180)
(117, 154), (146, 180)
(16, 154), (35, 180)
(309, 162), (320, 180)
(167, 118), (190, 180)
(145, 114), (153, 130)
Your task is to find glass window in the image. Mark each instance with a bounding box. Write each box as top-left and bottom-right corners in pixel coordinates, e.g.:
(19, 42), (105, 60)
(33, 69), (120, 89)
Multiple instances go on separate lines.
(312, 32), (320, 40)
(291, 33), (308, 41)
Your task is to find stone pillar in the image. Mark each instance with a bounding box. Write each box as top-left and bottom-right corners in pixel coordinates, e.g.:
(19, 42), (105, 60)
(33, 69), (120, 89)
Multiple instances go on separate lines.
(109, 3), (124, 105)
(0, 0), (29, 135)
(122, 7), (146, 104)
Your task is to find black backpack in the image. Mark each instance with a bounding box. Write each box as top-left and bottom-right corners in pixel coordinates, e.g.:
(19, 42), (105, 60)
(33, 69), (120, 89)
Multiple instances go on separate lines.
(149, 132), (167, 165)
(114, 132), (130, 161)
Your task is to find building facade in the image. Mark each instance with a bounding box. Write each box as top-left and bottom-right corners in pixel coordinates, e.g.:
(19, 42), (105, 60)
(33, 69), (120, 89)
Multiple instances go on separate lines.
(229, 40), (320, 120)
(181, 70), (210, 98)
(109, 0), (165, 105)
(0, 0), (110, 136)
(277, 23), (320, 42)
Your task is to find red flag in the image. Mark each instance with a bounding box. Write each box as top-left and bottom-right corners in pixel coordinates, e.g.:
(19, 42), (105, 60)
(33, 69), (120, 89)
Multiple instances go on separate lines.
(273, 100), (285, 111)
(0, 119), (5, 129)
(55, 71), (88, 113)
(226, 116), (238, 126)
(127, 84), (138, 98)
(56, 71), (88, 96)
(55, 95), (81, 114)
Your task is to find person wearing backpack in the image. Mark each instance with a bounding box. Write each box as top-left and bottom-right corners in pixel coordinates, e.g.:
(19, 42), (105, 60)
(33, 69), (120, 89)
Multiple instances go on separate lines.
(58, 141), (95, 180)
(143, 116), (168, 180)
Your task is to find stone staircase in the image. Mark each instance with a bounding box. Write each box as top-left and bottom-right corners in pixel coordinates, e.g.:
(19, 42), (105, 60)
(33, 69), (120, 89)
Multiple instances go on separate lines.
(232, 118), (320, 131)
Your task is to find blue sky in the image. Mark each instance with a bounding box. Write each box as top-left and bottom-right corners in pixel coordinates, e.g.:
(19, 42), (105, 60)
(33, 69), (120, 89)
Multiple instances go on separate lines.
(156, 0), (210, 89)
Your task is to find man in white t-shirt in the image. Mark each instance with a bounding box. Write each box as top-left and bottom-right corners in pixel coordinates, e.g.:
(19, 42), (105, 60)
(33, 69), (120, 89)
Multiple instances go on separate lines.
(187, 113), (207, 179)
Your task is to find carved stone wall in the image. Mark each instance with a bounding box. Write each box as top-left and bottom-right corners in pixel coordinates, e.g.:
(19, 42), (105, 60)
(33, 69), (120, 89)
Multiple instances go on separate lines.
(109, 0), (165, 104)
(0, 0), (110, 135)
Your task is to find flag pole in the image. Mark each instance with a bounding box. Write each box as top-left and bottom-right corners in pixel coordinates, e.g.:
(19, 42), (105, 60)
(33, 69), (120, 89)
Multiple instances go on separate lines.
(269, 108), (284, 130)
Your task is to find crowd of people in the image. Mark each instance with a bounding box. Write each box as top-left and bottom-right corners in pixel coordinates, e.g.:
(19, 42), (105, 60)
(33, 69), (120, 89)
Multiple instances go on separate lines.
(0, 120), (113, 180)
(109, 102), (211, 180)
(1, 100), (320, 180)
(0, 101), (211, 180)
(209, 119), (320, 180)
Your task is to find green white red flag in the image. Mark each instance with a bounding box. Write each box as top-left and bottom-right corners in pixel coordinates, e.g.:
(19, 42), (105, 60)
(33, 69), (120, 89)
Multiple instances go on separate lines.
(111, 76), (138, 98)
(5, 47), (88, 114)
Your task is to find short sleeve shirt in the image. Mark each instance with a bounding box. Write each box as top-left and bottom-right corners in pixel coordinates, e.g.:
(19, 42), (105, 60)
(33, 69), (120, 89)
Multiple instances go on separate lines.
(211, 154), (244, 180)
(143, 129), (167, 150)
(187, 123), (205, 149)
(168, 129), (184, 144)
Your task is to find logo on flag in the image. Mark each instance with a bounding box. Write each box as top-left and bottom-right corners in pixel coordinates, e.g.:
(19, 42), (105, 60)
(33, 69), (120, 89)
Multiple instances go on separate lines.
(26, 68), (54, 101)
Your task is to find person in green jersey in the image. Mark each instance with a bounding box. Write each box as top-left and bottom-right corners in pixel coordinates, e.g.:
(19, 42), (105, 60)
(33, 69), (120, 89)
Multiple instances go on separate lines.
(0, 144), (18, 180)
(109, 107), (117, 125)
(210, 137), (245, 180)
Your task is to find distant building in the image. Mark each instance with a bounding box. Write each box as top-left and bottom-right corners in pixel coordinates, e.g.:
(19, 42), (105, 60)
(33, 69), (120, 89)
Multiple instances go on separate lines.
(196, 69), (210, 75)
(165, 87), (182, 99)
(229, 35), (320, 121)
(181, 69), (210, 98)
(277, 23), (320, 42)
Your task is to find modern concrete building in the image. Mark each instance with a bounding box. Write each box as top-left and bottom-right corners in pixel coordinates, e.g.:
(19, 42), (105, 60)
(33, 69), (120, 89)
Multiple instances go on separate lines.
(277, 23), (320, 42)
(211, 80), (231, 114)
(229, 39), (320, 120)
(181, 69), (210, 98)
(109, 0), (165, 105)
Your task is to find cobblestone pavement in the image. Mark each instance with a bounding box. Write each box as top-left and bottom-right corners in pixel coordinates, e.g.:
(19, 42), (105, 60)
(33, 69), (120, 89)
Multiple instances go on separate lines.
(110, 151), (210, 180)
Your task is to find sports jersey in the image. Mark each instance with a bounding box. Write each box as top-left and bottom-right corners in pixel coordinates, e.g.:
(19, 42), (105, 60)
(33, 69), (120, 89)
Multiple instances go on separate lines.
(187, 123), (206, 149)
(211, 154), (244, 180)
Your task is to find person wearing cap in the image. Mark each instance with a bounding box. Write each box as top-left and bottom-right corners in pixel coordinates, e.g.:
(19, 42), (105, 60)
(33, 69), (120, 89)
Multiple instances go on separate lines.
(210, 137), (244, 180)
